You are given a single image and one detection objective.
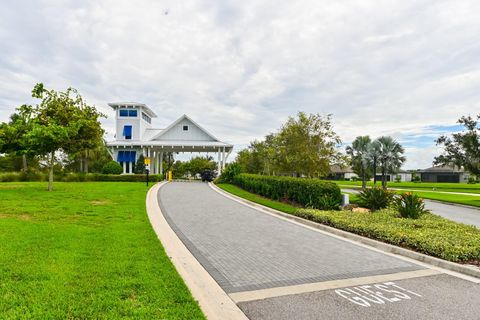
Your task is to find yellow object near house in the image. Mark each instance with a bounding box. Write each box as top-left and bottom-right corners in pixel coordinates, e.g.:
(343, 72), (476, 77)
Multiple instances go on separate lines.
(168, 171), (173, 181)
(144, 158), (151, 165)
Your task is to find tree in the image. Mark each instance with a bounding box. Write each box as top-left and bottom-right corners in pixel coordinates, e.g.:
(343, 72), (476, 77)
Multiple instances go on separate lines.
(275, 112), (343, 177)
(346, 136), (371, 189)
(376, 136), (406, 189)
(135, 155), (146, 174)
(366, 140), (381, 186)
(185, 156), (215, 176)
(0, 105), (35, 172)
(435, 114), (480, 176)
(4, 83), (105, 191)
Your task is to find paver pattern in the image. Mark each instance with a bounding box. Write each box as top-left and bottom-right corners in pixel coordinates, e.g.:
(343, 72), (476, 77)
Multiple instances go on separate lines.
(158, 182), (421, 293)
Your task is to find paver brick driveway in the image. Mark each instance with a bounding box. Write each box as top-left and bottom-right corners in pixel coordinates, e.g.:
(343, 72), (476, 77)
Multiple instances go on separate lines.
(158, 182), (480, 320)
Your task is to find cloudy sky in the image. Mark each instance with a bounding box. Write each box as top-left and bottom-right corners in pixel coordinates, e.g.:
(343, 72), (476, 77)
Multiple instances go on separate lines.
(1, 0), (479, 169)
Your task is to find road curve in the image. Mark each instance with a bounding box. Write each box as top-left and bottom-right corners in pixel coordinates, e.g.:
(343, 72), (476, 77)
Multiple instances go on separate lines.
(158, 182), (480, 320)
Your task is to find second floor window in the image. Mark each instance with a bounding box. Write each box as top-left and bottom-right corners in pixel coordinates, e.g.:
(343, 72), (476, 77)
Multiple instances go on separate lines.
(119, 109), (138, 117)
(123, 125), (132, 139)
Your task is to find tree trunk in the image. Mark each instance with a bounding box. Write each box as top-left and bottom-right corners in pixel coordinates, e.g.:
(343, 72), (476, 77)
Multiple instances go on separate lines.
(79, 158), (83, 173)
(382, 166), (387, 189)
(48, 151), (54, 191)
(373, 157), (377, 185)
(84, 150), (89, 173)
(22, 154), (28, 172)
(361, 166), (367, 190)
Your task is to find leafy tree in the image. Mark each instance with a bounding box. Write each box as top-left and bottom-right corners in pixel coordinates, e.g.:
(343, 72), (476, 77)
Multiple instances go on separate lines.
(135, 155), (146, 174)
(275, 112), (342, 177)
(4, 83), (105, 190)
(376, 136), (406, 189)
(185, 156), (215, 176)
(346, 136), (371, 189)
(0, 106), (35, 172)
(435, 114), (480, 176)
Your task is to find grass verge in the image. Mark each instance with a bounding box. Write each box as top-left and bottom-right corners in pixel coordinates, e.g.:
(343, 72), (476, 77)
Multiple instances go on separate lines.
(0, 182), (205, 320)
(217, 183), (480, 264)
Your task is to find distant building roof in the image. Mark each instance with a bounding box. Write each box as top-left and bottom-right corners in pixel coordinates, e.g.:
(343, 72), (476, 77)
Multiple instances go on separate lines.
(330, 165), (354, 174)
(419, 165), (464, 173)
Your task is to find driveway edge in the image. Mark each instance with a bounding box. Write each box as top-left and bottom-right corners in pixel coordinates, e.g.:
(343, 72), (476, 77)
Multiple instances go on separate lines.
(210, 183), (480, 279)
(146, 182), (249, 320)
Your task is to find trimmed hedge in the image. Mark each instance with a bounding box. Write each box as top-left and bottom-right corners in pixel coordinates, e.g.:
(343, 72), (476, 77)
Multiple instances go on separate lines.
(0, 172), (163, 182)
(296, 208), (480, 263)
(232, 173), (342, 210)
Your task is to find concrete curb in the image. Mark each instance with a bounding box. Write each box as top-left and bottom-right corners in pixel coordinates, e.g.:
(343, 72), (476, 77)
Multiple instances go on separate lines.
(210, 183), (480, 280)
(146, 182), (248, 320)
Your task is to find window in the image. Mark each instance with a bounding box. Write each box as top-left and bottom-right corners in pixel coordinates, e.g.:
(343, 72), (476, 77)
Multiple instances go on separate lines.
(123, 125), (132, 139)
(117, 151), (136, 162)
(183, 125), (189, 131)
(119, 109), (138, 117)
(142, 112), (151, 124)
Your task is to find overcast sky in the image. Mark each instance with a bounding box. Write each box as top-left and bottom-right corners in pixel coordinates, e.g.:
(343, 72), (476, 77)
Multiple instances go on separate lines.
(1, 0), (479, 169)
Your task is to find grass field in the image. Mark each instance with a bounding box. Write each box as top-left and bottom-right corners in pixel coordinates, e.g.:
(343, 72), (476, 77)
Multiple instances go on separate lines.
(330, 180), (480, 207)
(328, 180), (480, 194)
(0, 182), (205, 319)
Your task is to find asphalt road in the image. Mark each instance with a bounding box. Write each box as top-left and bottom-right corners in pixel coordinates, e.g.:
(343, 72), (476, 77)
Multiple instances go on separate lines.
(158, 182), (480, 320)
(342, 188), (480, 228)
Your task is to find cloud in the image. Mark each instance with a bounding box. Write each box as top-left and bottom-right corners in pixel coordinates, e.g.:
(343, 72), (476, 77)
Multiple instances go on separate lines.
(0, 0), (479, 169)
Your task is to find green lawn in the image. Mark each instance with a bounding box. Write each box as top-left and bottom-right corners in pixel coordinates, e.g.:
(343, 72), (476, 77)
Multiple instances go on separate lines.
(0, 182), (205, 320)
(329, 180), (480, 194)
(331, 180), (480, 208)
(217, 183), (480, 263)
(217, 183), (298, 214)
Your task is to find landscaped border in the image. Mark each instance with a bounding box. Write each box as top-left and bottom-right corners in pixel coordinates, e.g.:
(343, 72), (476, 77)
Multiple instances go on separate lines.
(212, 183), (480, 279)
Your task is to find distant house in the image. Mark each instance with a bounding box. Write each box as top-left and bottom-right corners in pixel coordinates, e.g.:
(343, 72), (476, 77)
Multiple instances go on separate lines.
(329, 165), (358, 180)
(374, 170), (412, 182)
(419, 165), (470, 183)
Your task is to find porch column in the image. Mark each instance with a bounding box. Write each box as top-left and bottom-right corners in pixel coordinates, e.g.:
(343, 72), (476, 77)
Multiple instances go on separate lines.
(217, 148), (221, 175)
(123, 161), (126, 174)
(128, 161), (133, 174)
(155, 151), (159, 174)
(160, 152), (164, 176)
(222, 147), (226, 170)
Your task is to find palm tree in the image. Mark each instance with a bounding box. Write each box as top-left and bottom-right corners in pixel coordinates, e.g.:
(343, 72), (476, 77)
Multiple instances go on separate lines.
(366, 140), (382, 186)
(346, 136), (371, 189)
(376, 136), (406, 189)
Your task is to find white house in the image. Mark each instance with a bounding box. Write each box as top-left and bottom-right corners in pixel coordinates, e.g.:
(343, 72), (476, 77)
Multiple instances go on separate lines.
(106, 102), (233, 175)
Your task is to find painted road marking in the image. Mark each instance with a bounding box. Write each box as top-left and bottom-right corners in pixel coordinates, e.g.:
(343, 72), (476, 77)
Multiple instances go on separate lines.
(229, 269), (439, 303)
(335, 282), (422, 307)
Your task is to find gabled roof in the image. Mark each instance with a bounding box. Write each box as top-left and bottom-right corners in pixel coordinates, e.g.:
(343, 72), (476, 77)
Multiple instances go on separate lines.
(151, 114), (219, 141)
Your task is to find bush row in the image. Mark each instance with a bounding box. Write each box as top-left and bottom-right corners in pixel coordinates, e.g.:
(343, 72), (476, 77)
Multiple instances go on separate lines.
(0, 172), (163, 182)
(232, 173), (342, 210)
(295, 208), (480, 263)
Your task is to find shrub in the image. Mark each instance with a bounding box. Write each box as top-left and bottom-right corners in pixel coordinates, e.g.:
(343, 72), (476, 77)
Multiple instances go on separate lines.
(295, 208), (480, 263)
(216, 163), (242, 183)
(102, 161), (123, 174)
(393, 192), (429, 219)
(232, 173), (342, 210)
(357, 187), (393, 211)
